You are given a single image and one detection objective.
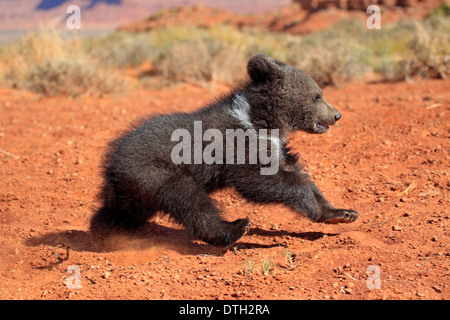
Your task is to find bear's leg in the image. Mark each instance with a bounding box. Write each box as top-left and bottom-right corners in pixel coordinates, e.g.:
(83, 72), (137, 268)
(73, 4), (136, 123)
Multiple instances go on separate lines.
(90, 179), (158, 236)
(90, 203), (156, 235)
(233, 169), (322, 221)
(310, 185), (359, 224)
(156, 175), (250, 246)
(232, 169), (358, 224)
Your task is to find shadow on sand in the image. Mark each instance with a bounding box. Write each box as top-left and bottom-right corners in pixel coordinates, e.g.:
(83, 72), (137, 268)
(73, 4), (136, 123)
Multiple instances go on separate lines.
(25, 222), (338, 261)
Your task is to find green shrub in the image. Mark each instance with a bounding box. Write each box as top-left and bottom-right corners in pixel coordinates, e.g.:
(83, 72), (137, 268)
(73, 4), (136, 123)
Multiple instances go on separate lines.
(428, 2), (450, 18)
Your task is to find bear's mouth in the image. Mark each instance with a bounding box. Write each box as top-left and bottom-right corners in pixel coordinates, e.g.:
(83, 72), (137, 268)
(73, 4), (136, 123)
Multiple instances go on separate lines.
(314, 121), (329, 133)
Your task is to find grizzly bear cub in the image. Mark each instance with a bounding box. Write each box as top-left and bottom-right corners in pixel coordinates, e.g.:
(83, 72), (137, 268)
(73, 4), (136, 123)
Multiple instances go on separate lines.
(90, 54), (359, 246)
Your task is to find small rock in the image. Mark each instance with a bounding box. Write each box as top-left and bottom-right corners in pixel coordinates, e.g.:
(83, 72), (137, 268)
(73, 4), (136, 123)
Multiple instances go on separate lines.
(432, 286), (442, 293)
(341, 287), (352, 294)
(103, 271), (111, 279)
(74, 157), (83, 165)
(270, 224), (279, 230)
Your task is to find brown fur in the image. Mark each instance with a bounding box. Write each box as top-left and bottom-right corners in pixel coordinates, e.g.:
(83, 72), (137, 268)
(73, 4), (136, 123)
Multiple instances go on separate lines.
(90, 54), (359, 247)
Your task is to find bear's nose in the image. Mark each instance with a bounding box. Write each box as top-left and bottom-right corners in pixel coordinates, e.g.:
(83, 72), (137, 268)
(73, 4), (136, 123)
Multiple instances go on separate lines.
(335, 112), (342, 121)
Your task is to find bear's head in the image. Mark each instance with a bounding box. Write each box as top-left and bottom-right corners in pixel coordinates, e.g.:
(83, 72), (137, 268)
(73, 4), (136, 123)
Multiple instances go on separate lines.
(247, 54), (341, 134)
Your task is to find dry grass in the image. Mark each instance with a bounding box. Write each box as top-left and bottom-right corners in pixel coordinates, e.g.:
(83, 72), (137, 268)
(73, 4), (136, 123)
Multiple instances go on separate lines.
(0, 11), (448, 96)
(403, 19), (450, 80)
(24, 59), (126, 97)
(158, 39), (246, 87)
(288, 37), (367, 87)
(4, 28), (127, 97)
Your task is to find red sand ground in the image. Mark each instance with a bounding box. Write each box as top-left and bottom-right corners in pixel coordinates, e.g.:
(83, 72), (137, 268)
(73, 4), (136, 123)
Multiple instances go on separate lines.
(0, 78), (448, 300)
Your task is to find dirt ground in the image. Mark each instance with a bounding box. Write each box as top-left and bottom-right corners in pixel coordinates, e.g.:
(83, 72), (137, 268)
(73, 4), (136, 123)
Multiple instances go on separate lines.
(0, 78), (448, 300)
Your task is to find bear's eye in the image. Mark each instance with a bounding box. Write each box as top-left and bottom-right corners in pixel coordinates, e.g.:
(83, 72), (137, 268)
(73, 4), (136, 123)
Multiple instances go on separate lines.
(313, 94), (321, 102)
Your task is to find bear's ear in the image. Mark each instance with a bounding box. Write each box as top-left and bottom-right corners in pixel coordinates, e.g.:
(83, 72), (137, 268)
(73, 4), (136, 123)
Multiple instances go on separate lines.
(247, 54), (284, 84)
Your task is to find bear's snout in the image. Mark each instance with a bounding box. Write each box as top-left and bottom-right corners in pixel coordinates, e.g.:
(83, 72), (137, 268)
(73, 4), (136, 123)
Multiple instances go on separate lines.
(312, 102), (341, 133)
(325, 102), (340, 123)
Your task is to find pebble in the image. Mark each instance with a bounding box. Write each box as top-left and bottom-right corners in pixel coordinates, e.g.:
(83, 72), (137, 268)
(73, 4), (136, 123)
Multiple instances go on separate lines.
(432, 286), (442, 293)
(341, 287), (352, 294)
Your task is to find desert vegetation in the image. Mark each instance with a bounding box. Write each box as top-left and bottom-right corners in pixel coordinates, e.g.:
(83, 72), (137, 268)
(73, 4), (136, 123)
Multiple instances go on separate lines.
(1, 28), (127, 97)
(0, 7), (449, 96)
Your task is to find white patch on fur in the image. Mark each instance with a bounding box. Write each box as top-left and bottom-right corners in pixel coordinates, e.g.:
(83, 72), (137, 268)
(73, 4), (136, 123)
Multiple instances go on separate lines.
(229, 93), (285, 160)
(229, 93), (253, 129)
(269, 135), (282, 158)
(267, 134), (285, 160)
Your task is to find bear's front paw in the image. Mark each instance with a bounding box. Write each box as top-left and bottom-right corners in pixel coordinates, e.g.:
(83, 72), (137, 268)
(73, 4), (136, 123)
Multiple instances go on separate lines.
(318, 209), (359, 224)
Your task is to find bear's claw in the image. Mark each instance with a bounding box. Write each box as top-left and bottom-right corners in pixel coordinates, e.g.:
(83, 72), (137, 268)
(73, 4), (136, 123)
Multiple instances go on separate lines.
(318, 209), (359, 224)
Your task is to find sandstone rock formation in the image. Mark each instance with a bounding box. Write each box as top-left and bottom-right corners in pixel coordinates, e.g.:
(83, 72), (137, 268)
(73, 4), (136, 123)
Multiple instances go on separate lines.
(294, 0), (429, 11)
